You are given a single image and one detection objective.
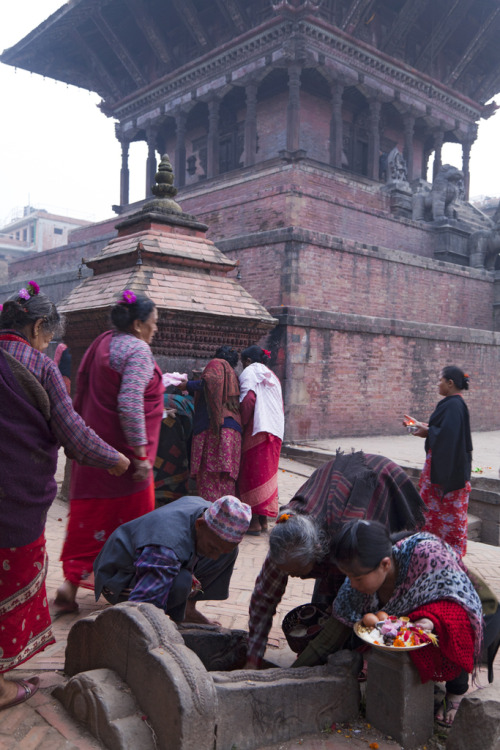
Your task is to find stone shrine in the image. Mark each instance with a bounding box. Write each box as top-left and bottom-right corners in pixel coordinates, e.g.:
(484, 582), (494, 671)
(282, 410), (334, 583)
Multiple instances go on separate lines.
(3, 0), (500, 438)
(58, 154), (276, 373)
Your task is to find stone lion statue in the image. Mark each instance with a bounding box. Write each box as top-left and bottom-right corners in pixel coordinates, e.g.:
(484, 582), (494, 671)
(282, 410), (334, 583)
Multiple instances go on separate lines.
(468, 202), (500, 269)
(412, 164), (464, 222)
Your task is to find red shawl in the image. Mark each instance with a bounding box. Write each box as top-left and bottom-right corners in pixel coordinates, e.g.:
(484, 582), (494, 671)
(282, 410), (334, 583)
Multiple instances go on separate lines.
(70, 331), (164, 499)
(409, 600), (475, 682)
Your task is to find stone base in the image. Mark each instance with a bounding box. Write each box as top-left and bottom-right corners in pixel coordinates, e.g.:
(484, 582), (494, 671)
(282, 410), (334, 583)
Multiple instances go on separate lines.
(433, 222), (470, 265)
(59, 602), (360, 750)
(365, 648), (433, 749)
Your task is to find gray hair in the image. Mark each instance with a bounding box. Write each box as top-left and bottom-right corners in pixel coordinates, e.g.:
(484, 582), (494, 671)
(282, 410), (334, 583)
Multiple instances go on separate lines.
(269, 514), (330, 568)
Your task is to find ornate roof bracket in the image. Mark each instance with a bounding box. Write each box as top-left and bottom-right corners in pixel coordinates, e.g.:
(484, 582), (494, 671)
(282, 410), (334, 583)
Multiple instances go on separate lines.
(70, 27), (124, 102)
(382, 0), (430, 56)
(341, 0), (376, 34)
(93, 9), (148, 89)
(171, 0), (209, 48)
(445, 6), (500, 87)
(413, 0), (473, 72)
(215, 0), (247, 33)
(124, 0), (172, 68)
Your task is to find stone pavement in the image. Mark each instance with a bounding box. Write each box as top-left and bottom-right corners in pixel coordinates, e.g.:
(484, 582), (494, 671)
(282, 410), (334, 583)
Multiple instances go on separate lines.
(3, 435), (500, 749)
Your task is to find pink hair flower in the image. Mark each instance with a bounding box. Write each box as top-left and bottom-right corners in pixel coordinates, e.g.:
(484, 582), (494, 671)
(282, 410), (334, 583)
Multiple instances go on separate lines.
(122, 289), (137, 304)
(18, 288), (30, 300)
(27, 280), (40, 295)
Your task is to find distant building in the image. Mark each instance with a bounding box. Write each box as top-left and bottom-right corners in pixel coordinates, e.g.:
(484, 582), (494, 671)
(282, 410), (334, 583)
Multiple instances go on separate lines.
(0, 206), (90, 255)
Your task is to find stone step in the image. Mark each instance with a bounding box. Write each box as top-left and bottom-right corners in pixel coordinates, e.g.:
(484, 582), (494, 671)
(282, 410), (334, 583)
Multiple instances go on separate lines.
(467, 513), (482, 541)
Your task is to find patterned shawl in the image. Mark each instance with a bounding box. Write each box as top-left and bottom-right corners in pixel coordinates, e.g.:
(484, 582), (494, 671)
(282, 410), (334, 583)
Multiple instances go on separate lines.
(333, 532), (483, 661)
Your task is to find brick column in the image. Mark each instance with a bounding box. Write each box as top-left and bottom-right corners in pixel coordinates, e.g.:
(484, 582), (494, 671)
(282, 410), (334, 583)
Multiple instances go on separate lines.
(286, 64), (301, 154)
(244, 82), (258, 167)
(175, 111), (187, 188)
(367, 99), (381, 180)
(329, 80), (344, 168)
(207, 98), (219, 178)
(432, 128), (444, 180)
(403, 114), (415, 181)
(119, 138), (129, 206)
(145, 127), (157, 198)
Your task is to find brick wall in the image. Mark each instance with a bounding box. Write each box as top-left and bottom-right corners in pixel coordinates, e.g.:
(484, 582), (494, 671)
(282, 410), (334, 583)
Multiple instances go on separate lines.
(274, 308), (500, 440)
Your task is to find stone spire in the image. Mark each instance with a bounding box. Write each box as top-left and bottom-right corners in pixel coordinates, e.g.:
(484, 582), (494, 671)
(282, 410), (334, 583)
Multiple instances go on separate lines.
(143, 153), (183, 216)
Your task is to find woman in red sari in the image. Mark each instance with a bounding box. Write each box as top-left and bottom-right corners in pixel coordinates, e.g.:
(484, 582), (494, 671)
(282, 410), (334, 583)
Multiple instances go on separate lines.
(56, 291), (164, 611)
(0, 283), (128, 711)
(185, 345), (242, 503)
(237, 345), (284, 535)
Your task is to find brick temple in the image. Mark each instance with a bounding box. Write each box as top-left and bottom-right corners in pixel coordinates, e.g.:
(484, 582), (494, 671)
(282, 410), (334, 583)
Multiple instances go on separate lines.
(2, 0), (500, 439)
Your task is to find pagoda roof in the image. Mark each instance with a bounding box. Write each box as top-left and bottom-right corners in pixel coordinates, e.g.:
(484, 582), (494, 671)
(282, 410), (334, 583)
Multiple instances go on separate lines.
(2, 0), (500, 116)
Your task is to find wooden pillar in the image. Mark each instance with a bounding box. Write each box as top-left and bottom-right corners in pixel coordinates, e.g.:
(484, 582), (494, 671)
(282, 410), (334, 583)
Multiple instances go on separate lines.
(367, 99), (381, 180)
(175, 111), (187, 188)
(286, 64), (301, 154)
(462, 127), (476, 201)
(403, 114), (415, 181)
(329, 81), (344, 168)
(207, 98), (219, 178)
(119, 138), (130, 206)
(244, 82), (258, 167)
(145, 128), (157, 198)
(432, 129), (444, 180)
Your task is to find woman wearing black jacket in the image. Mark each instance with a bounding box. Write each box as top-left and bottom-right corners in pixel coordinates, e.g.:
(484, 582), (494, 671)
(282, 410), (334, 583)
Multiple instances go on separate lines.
(405, 366), (472, 557)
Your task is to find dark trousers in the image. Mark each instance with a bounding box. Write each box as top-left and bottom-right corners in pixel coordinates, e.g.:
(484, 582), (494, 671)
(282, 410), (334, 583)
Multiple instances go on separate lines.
(156, 547), (239, 623)
(446, 606), (500, 695)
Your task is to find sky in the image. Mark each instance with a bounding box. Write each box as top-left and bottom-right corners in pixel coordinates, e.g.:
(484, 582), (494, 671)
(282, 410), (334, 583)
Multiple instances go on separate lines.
(1, 0), (499, 227)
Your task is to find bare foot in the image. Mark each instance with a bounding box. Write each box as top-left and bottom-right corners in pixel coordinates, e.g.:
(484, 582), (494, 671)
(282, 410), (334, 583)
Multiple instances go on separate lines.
(436, 693), (464, 727)
(53, 580), (79, 613)
(183, 600), (221, 626)
(0, 676), (20, 708)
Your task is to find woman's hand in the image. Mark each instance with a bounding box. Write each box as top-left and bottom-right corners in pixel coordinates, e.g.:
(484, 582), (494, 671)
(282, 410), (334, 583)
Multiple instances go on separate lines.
(132, 457), (152, 481)
(403, 414), (428, 438)
(107, 452), (130, 476)
(413, 617), (434, 632)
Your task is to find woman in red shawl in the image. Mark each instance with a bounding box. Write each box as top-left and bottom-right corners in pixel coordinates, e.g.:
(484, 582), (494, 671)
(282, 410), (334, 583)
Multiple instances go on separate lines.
(55, 291), (164, 612)
(183, 346), (241, 503)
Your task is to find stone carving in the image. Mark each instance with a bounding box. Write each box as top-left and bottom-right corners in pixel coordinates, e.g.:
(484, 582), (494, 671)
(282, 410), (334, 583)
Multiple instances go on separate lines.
(412, 164), (464, 222)
(386, 147), (408, 183)
(57, 602), (361, 750)
(468, 202), (500, 269)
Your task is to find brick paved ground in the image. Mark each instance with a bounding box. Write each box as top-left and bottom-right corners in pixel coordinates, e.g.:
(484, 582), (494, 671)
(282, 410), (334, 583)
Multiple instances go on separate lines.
(2, 447), (500, 750)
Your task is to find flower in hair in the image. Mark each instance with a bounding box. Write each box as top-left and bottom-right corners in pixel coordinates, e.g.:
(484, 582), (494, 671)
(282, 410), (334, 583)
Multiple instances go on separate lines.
(27, 280), (40, 296)
(276, 512), (293, 524)
(122, 289), (137, 304)
(18, 288), (30, 301)
(464, 373), (469, 378)
(263, 349), (271, 357)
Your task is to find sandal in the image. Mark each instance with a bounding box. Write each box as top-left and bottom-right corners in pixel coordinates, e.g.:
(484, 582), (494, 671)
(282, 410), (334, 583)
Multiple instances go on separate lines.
(0, 677), (39, 712)
(435, 694), (463, 727)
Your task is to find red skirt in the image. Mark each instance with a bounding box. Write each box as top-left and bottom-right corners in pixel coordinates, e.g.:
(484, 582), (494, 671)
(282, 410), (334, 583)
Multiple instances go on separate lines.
(61, 482), (155, 588)
(190, 428), (241, 503)
(0, 534), (55, 673)
(419, 450), (470, 557)
(237, 431), (282, 517)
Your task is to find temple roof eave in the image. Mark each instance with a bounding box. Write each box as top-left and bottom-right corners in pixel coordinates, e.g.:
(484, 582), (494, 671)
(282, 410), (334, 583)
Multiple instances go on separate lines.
(58, 265), (277, 326)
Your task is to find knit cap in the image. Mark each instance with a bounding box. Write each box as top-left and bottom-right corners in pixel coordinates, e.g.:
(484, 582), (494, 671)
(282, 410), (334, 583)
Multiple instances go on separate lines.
(204, 495), (252, 543)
